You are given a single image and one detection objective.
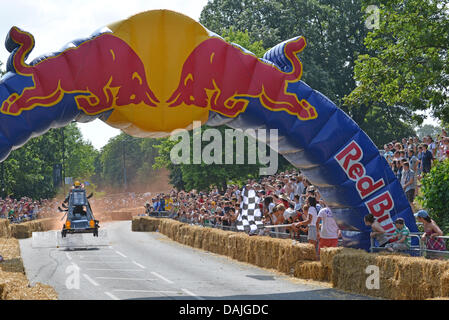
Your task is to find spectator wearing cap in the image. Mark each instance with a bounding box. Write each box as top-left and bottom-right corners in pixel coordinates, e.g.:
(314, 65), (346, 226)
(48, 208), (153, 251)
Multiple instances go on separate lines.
(316, 203), (340, 255)
(415, 210), (445, 252)
(385, 218), (411, 252)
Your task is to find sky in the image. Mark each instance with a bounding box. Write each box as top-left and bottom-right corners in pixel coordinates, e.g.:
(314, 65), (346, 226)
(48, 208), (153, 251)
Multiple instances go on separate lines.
(0, 0), (209, 150)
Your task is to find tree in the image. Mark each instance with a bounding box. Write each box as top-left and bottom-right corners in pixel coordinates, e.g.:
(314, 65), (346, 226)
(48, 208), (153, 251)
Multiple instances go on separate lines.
(221, 28), (266, 57)
(153, 125), (292, 192)
(2, 123), (97, 199)
(417, 160), (449, 234)
(416, 124), (443, 140)
(98, 133), (162, 192)
(345, 0), (449, 124)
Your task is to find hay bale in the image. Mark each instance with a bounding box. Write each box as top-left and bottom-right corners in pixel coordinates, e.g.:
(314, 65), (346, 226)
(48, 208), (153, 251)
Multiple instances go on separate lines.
(0, 237), (57, 300)
(131, 217), (160, 232)
(320, 247), (343, 269)
(276, 239), (316, 274)
(319, 247), (343, 279)
(294, 261), (328, 281)
(441, 270), (449, 297)
(216, 229), (232, 256)
(0, 219), (10, 238)
(110, 211), (133, 220)
(253, 236), (272, 268)
(9, 223), (31, 239)
(8, 218), (56, 239)
(331, 248), (449, 300)
(233, 233), (250, 263)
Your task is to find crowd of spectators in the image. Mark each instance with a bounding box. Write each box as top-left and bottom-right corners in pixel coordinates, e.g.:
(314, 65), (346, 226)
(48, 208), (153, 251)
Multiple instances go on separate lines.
(382, 129), (449, 207)
(145, 169), (341, 257)
(0, 196), (58, 223)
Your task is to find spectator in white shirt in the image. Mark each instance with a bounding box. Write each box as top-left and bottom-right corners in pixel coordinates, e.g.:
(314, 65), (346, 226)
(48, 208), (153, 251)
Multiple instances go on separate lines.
(316, 202), (340, 254)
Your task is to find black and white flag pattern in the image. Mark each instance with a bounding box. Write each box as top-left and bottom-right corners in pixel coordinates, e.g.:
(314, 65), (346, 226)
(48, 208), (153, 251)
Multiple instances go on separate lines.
(236, 188), (263, 233)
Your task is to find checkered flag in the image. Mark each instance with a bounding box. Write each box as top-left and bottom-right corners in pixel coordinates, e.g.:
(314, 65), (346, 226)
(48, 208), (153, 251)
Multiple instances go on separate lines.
(236, 188), (263, 233)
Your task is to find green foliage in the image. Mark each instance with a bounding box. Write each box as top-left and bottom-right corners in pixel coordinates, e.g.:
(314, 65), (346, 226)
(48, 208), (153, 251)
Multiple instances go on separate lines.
(2, 124), (97, 199)
(199, 0), (415, 147)
(361, 104), (417, 147)
(417, 160), (449, 234)
(153, 125), (291, 192)
(416, 124), (443, 140)
(221, 28), (266, 57)
(99, 133), (161, 191)
(345, 0), (449, 124)
(200, 0), (372, 110)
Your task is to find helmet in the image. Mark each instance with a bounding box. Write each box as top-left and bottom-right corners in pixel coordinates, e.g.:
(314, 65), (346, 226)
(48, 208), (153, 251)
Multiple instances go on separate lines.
(74, 181), (81, 187)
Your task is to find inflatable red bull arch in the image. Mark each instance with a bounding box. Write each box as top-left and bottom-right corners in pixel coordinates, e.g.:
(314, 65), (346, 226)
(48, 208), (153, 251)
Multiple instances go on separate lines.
(0, 10), (417, 250)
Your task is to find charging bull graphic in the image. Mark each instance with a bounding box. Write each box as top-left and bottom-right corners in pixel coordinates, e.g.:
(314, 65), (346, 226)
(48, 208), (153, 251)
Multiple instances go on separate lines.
(0, 10), (417, 250)
(1, 26), (159, 116)
(166, 36), (317, 120)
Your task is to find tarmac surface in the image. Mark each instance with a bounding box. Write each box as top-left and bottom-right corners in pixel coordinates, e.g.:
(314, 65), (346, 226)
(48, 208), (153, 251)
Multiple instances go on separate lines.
(20, 221), (373, 300)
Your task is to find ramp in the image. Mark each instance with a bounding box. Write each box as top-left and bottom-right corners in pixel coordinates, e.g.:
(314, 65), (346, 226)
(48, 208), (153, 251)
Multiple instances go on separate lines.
(32, 230), (110, 248)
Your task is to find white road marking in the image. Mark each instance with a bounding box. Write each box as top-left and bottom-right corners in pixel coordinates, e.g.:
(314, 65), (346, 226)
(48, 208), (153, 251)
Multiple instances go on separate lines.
(83, 274), (99, 287)
(115, 250), (127, 258)
(104, 291), (120, 300)
(79, 261), (132, 264)
(151, 272), (174, 284)
(181, 288), (205, 300)
(65, 252), (72, 260)
(95, 277), (157, 281)
(79, 255), (120, 259)
(86, 268), (144, 272)
(113, 289), (178, 294)
(132, 261), (146, 269)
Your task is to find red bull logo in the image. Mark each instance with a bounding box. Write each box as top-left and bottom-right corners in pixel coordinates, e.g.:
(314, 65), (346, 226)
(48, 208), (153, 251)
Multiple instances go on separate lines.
(0, 27), (159, 116)
(166, 36), (317, 120)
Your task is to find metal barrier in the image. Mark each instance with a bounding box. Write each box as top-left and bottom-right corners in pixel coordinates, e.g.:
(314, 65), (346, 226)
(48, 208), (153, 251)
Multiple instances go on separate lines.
(149, 214), (449, 257)
(420, 235), (449, 259)
(370, 232), (449, 259)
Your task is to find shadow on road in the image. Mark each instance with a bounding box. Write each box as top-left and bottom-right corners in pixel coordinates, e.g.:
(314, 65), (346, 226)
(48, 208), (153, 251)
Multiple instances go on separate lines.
(126, 288), (376, 300)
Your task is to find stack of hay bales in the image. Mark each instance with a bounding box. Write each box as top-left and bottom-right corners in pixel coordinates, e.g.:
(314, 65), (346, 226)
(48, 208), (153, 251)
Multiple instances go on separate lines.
(131, 216), (160, 232)
(109, 211), (133, 221)
(319, 247), (343, 280)
(331, 248), (449, 299)
(9, 218), (55, 239)
(130, 217), (449, 299)
(0, 219), (10, 238)
(0, 237), (57, 300)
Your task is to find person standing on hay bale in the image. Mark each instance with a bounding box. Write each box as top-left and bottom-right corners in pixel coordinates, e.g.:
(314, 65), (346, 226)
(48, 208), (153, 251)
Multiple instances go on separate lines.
(364, 213), (390, 247)
(316, 203), (340, 255)
(415, 210), (446, 253)
(385, 218), (411, 252)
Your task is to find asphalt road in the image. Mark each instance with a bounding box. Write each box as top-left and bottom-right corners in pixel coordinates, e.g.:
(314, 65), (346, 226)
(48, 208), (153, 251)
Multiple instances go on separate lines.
(19, 221), (372, 300)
